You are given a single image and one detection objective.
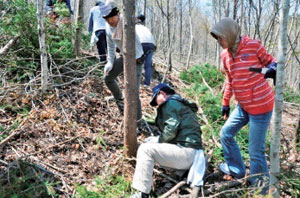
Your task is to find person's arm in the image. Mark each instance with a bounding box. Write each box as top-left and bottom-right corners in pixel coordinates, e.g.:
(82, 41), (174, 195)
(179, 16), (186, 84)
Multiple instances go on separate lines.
(88, 11), (93, 34)
(221, 55), (233, 107)
(256, 41), (277, 84)
(106, 27), (116, 65)
(256, 41), (276, 67)
(158, 102), (181, 143)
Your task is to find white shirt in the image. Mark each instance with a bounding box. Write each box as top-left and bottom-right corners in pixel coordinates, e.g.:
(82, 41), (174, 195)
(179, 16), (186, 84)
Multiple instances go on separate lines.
(135, 24), (155, 44)
(88, 6), (106, 33)
(105, 15), (144, 65)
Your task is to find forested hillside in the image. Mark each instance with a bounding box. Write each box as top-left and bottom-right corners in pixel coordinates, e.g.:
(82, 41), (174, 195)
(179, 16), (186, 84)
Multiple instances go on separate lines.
(0, 0), (299, 198)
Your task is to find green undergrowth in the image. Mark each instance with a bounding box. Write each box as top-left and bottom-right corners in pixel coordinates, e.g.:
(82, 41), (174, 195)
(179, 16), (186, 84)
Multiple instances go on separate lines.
(0, 0), (97, 84)
(277, 167), (300, 196)
(0, 106), (29, 142)
(284, 86), (300, 104)
(0, 160), (59, 198)
(75, 174), (132, 198)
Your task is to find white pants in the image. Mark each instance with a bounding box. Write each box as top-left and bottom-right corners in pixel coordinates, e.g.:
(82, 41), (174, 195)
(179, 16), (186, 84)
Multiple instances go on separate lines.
(132, 143), (196, 194)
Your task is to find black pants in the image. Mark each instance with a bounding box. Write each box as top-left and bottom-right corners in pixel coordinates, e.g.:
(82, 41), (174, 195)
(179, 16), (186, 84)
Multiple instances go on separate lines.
(95, 30), (107, 62)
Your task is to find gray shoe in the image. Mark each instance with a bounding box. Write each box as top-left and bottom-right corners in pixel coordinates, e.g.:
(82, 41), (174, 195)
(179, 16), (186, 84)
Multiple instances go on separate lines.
(130, 191), (149, 198)
(130, 192), (142, 198)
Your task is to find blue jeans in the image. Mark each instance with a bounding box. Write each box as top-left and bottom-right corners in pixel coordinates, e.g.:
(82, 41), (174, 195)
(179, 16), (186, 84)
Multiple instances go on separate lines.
(220, 104), (272, 184)
(141, 43), (155, 86)
(95, 30), (107, 62)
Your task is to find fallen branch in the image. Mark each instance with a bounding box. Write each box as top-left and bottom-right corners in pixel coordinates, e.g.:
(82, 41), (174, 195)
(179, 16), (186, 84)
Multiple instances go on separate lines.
(153, 168), (179, 184)
(0, 159), (8, 166)
(198, 70), (214, 95)
(159, 180), (186, 198)
(0, 36), (19, 56)
(0, 116), (28, 148)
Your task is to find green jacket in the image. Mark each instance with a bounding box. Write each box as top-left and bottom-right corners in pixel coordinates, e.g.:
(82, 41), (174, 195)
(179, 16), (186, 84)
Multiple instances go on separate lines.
(155, 94), (203, 149)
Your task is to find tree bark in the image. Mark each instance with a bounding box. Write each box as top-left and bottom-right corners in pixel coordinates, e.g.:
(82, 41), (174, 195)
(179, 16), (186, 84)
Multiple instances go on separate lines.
(225, 0), (230, 17)
(185, 0), (193, 69)
(296, 81), (300, 147)
(74, 0), (84, 57)
(232, 0), (238, 20)
(37, 0), (48, 91)
(179, 0), (183, 60)
(270, 0), (290, 197)
(240, 0), (243, 33)
(122, 0), (138, 157)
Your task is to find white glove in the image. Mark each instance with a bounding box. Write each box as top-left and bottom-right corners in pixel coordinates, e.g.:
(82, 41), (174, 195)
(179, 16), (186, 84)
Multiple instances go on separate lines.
(144, 136), (159, 143)
(104, 62), (113, 75)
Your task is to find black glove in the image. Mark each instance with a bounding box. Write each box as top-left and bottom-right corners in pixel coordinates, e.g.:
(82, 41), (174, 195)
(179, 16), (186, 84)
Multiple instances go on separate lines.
(222, 106), (230, 118)
(264, 62), (277, 85)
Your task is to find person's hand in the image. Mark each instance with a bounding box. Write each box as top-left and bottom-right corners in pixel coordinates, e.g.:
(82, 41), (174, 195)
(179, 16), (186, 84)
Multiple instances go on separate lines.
(264, 62), (277, 85)
(222, 106), (230, 120)
(104, 62), (113, 75)
(144, 136), (159, 143)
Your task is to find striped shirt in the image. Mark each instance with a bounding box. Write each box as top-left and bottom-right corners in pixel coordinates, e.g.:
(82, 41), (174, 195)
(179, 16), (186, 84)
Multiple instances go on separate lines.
(221, 36), (275, 114)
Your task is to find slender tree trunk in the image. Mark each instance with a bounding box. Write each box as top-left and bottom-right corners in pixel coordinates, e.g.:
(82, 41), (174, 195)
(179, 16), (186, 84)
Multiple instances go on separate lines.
(225, 0), (230, 17)
(37, 0), (48, 91)
(240, 0), (244, 34)
(144, 0), (146, 19)
(186, 0), (193, 69)
(122, 0), (137, 157)
(166, 0), (172, 71)
(270, 0), (290, 196)
(233, 0), (238, 20)
(74, 0), (84, 57)
(296, 81), (300, 147)
(179, 0), (182, 60)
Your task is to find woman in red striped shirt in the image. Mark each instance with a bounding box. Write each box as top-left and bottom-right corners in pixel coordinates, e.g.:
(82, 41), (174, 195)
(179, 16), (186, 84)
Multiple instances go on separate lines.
(210, 18), (277, 193)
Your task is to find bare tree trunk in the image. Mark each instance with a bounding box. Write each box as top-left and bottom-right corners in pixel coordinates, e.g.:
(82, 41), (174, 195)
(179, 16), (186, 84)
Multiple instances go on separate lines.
(122, 0), (138, 157)
(186, 0), (193, 69)
(74, 0), (84, 57)
(166, 0), (172, 71)
(233, 0), (238, 20)
(179, 0), (183, 60)
(37, 0), (48, 91)
(296, 81), (300, 147)
(270, 0), (290, 196)
(240, 0), (244, 34)
(225, 0), (230, 17)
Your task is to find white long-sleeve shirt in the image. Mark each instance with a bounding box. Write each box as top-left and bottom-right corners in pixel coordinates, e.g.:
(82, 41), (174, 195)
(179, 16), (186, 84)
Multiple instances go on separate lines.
(88, 6), (106, 33)
(135, 24), (155, 44)
(105, 16), (144, 65)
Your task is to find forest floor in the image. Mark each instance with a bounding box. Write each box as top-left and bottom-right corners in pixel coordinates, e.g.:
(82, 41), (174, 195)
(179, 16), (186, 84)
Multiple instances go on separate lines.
(0, 63), (299, 198)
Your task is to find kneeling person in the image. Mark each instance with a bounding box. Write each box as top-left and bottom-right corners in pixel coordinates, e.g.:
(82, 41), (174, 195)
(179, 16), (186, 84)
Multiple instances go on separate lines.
(131, 83), (204, 198)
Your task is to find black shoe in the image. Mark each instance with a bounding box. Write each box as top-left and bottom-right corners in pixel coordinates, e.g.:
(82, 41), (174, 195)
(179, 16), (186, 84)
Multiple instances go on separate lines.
(115, 99), (124, 115)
